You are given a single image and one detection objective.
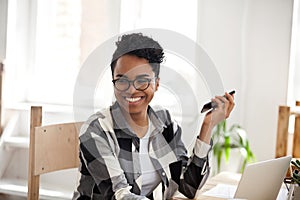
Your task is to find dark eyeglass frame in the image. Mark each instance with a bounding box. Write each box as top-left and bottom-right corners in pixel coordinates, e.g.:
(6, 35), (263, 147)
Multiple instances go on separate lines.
(112, 77), (156, 91)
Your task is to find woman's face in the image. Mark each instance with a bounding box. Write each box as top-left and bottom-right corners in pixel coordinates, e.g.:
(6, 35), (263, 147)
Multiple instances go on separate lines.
(113, 54), (159, 116)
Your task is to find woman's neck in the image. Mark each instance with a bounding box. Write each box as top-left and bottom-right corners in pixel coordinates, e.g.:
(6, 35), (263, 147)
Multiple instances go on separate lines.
(121, 109), (149, 138)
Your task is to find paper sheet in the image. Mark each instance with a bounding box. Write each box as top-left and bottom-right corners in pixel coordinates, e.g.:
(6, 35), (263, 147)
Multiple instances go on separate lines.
(201, 183), (236, 198)
(201, 183), (288, 200)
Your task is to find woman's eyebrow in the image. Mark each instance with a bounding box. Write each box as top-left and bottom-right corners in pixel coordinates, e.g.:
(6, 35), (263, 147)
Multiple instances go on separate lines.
(115, 74), (128, 78)
(115, 74), (151, 79)
(136, 74), (151, 78)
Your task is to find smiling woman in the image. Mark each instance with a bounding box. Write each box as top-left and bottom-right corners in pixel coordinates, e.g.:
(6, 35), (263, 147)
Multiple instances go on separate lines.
(1, 0), (297, 199)
(72, 32), (235, 200)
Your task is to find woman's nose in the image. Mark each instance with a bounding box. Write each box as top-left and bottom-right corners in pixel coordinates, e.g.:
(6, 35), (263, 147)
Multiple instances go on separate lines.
(127, 82), (137, 93)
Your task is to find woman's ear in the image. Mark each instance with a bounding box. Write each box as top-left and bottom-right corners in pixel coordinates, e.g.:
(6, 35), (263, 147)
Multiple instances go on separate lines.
(155, 77), (160, 91)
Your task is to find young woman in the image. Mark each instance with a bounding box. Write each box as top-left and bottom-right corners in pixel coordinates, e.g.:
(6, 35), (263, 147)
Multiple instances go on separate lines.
(73, 33), (235, 200)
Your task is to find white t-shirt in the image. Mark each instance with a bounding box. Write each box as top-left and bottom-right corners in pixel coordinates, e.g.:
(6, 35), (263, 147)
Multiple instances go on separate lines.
(139, 119), (161, 196)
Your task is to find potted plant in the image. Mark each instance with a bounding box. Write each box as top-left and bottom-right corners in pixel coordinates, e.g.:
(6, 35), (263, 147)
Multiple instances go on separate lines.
(287, 159), (300, 199)
(212, 120), (255, 174)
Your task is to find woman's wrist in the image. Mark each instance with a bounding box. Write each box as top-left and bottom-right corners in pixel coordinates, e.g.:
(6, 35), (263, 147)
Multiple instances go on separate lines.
(198, 122), (213, 144)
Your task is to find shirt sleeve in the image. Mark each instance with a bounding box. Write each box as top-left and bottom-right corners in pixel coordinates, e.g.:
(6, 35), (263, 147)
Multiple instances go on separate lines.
(193, 138), (212, 158)
(174, 128), (212, 199)
(115, 187), (150, 200)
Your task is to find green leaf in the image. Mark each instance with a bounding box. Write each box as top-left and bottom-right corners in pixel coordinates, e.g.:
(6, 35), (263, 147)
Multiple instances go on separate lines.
(217, 149), (223, 173)
(240, 159), (247, 173)
(224, 136), (230, 162)
(212, 119), (255, 173)
(222, 120), (226, 132)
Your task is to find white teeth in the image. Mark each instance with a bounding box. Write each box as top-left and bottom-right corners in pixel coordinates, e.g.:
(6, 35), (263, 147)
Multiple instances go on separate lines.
(125, 97), (141, 102)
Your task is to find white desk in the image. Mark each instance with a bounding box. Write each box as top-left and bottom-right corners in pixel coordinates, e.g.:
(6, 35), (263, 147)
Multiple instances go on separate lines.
(172, 171), (287, 200)
(172, 171), (240, 200)
(196, 171), (241, 199)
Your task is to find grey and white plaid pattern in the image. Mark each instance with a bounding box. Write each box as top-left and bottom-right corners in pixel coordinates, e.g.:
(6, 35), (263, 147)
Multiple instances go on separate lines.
(73, 102), (211, 200)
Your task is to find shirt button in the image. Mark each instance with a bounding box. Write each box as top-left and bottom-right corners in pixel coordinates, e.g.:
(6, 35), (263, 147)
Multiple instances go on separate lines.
(162, 172), (166, 176)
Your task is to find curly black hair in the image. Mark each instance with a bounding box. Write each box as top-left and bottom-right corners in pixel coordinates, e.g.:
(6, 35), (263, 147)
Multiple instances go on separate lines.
(110, 33), (164, 77)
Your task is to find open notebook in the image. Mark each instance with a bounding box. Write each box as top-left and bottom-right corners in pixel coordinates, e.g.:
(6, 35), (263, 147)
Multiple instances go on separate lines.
(202, 156), (292, 200)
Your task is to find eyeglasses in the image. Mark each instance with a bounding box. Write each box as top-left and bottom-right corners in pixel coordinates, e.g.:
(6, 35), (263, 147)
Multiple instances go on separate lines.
(112, 77), (156, 91)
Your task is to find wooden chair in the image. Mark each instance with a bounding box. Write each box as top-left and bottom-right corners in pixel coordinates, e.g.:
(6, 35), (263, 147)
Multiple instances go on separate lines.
(275, 101), (300, 177)
(276, 101), (300, 158)
(27, 106), (83, 200)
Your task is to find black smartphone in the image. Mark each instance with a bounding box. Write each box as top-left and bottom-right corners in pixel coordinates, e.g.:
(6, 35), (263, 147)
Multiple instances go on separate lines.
(200, 90), (235, 113)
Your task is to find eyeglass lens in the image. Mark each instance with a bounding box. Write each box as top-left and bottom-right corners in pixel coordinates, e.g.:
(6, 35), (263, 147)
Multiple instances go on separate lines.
(114, 78), (153, 91)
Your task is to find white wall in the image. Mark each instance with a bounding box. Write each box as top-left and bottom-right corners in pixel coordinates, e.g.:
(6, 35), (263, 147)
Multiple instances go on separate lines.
(0, 0), (8, 61)
(80, 0), (121, 64)
(288, 0), (300, 104)
(197, 0), (293, 161)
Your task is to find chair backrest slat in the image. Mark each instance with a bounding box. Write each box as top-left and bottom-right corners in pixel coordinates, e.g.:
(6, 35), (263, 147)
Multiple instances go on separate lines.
(28, 106), (83, 200)
(34, 122), (83, 175)
(276, 101), (300, 158)
(292, 101), (300, 158)
(28, 106), (43, 200)
(276, 106), (290, 158)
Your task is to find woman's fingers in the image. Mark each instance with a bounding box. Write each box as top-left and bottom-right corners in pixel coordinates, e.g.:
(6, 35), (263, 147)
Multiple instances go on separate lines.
(224, 92), (235, 118)
(211, 96), (226, 119)
(213, 93), (235, 118)
(205, 92), (236, 127)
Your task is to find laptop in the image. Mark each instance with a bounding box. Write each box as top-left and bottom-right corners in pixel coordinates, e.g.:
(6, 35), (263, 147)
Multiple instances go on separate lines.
(203, 155), (292, 200)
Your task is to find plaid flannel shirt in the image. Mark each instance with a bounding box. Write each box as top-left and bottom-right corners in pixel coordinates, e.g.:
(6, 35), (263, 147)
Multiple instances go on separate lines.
(73, 102), (211, 200)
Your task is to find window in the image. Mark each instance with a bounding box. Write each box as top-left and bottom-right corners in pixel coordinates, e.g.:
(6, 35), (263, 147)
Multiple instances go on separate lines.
(29, 0), (81, 105)
(5, 0), (81, 105)
(288, 0), (300, 106)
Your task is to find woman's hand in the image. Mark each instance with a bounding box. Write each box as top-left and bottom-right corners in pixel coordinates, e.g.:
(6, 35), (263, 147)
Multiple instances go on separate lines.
(198, 92), (235, 143)
(204, 92), (235, 127)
